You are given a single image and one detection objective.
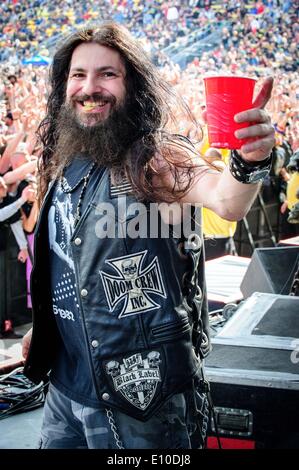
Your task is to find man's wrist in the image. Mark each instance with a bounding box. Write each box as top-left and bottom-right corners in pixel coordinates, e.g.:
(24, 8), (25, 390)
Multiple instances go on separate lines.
(238, 152), (272, 167)
(229, 149), (273, 184)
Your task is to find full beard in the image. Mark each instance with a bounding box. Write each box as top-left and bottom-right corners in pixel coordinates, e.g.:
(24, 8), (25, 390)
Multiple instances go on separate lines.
(54, 95), (138, 171)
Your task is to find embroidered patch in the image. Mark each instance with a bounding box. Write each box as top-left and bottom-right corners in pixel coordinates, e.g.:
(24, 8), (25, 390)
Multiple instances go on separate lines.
(105, 351), (162, 410)
(99, 250), (167, 318)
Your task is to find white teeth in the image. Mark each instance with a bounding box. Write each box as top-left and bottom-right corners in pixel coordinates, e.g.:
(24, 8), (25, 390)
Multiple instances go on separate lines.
(82, 101), (107, 108)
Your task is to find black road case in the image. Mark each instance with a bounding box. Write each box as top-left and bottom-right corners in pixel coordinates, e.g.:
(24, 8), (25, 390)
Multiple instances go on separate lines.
(205, 292), (299, 449)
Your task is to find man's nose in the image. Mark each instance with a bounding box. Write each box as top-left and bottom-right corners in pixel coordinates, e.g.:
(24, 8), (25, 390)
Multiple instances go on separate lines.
(81, 75), (102, 97)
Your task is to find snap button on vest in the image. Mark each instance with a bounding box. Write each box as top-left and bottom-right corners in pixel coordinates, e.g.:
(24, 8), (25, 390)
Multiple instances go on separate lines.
(74, 237), (82, 246)
(187, 233), (202, 251)
(81, 289), (88, 297)
(102, 393), (110, 401)
(91, 340), (99, 348)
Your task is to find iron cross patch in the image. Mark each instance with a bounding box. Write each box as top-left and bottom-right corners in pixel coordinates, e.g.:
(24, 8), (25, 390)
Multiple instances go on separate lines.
(99, 250), (167, 318)
(105, 351), (162, 410)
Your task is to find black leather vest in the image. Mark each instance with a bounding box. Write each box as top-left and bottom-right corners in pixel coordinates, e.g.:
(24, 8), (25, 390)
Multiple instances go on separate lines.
(24, 169), (210, 421)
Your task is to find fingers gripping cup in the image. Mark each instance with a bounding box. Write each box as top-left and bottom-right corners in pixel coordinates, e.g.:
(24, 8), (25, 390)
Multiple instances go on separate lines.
(203, 76), (256, 149)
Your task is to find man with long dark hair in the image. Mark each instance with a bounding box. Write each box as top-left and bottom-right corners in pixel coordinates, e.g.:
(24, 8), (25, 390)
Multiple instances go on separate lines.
(22, 23), (275, 449)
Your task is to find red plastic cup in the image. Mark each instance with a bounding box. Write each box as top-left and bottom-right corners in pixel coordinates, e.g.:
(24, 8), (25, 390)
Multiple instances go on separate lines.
(203, 75), (256, 149)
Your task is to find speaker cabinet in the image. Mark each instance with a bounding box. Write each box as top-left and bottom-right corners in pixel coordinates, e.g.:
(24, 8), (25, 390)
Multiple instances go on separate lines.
(240, 246), (299, 298)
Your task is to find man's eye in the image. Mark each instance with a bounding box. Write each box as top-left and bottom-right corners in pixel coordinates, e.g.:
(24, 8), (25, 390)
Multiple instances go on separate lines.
(102, 72), (117, 78)
(72, 73), (85, 78)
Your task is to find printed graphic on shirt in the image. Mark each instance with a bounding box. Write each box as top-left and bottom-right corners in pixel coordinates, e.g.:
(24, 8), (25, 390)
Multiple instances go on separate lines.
(100, 250), (167, 318)
(53, 305), (75, 322)
(48, 181), (79, 321)
(48, 184), (75, 271)
(105, 351), (161, 410)
(52, 272), (79, 322)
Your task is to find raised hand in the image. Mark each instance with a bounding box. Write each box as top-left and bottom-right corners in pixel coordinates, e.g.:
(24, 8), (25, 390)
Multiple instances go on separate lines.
(21, 184), (37, 202)
(18, 248), (28, 263)
(234, 77), (275, 162)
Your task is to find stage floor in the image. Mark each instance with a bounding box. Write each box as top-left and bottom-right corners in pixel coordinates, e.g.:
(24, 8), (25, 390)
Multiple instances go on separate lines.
(0, 323), (30, 373)
(0, 322), (44, 449)
(0, 406), (43, 449)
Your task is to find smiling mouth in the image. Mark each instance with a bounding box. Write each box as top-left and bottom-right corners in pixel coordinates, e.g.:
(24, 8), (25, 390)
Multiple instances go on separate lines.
(78, 100), (110, 113)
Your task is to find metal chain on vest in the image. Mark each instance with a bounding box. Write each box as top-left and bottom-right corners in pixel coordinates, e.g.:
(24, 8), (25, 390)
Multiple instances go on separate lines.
(182, 236), (204, 357)
(105, 407), (124, 449)
(200, 396), (210, 447)
(289, 260), (299, 296)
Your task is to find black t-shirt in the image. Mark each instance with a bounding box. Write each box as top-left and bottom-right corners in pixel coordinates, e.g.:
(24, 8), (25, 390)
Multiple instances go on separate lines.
(48, 156), (104, 406)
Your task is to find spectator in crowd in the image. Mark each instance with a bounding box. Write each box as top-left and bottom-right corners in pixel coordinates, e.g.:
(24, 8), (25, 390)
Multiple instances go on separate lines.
(0, 175), (35, 226)
(0, 175), (36, 337)
(281, 149), (299, 225)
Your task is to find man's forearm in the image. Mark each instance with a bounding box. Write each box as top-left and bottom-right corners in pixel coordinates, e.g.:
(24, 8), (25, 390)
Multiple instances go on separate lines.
(214, 165), (261, 221)
(183, 163), (262, 222)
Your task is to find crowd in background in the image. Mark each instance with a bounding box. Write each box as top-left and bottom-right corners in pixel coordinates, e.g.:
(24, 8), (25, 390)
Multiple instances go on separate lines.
(0, 0), (298, 71)
(0, 0), (298, 334)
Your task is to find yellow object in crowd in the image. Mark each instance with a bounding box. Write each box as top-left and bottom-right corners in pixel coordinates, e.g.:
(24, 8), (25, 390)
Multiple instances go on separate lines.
(287, 173), (299, 210)
(199, 128), (230, 163)
(203, 207), (237, 238)
(201, 130), (237, 238)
